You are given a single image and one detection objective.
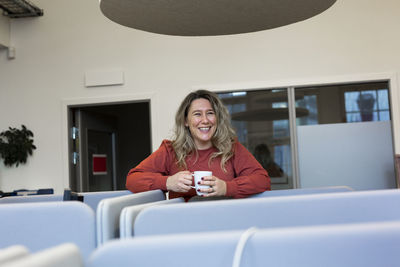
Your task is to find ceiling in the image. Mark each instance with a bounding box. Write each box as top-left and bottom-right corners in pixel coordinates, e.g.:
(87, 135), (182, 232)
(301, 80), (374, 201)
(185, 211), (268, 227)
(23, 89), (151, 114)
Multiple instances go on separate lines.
(99, 0), (337, 36)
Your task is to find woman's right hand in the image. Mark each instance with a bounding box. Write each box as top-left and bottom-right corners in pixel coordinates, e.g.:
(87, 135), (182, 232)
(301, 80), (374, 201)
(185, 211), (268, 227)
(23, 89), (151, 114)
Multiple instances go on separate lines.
(166, 171), (193, 192)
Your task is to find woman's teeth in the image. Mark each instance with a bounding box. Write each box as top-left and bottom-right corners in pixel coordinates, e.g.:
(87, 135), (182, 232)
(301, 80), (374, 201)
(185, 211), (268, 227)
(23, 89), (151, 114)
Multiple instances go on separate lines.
(199, 127), (210, 132)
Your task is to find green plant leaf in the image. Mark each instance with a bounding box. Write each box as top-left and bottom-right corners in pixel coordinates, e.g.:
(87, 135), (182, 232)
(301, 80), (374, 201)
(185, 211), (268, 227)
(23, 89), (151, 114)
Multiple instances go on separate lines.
(0, 125), (37, 167)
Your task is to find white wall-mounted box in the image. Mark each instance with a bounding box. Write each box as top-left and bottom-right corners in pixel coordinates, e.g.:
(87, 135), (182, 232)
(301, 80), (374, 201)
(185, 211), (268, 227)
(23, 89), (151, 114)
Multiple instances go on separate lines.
(85, 70), (124, 87)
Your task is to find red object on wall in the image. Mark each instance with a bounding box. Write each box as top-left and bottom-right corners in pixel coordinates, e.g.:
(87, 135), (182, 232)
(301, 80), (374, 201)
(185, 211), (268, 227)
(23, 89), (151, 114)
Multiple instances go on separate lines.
(93, 154), (107, 175)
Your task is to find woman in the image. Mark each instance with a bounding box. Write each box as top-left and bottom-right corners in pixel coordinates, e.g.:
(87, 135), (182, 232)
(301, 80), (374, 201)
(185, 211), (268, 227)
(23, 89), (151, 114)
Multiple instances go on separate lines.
(126, 90), (270, 201)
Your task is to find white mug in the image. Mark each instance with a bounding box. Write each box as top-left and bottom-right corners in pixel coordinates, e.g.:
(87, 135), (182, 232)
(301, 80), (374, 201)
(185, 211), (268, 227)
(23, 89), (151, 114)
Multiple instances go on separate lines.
(192, 171), (212, 196)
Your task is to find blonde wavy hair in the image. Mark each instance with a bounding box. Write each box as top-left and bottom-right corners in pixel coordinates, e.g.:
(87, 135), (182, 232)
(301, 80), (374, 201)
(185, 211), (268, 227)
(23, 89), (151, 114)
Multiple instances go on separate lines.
(171, 90), (237, 171)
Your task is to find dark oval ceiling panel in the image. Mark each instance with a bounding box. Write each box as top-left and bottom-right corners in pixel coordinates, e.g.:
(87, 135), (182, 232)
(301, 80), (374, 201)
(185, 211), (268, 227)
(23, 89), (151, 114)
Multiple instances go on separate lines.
(99, 0), (337, 36)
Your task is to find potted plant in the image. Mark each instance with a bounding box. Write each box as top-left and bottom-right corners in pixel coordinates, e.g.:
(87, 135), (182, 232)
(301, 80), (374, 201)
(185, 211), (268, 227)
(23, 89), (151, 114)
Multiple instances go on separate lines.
(0, 125), (37, 167)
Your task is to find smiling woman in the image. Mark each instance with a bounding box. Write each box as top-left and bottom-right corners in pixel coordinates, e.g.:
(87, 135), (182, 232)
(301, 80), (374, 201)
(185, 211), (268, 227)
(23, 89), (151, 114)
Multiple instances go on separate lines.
(185, 98), (217, 150)
(126, 90), (271, 201)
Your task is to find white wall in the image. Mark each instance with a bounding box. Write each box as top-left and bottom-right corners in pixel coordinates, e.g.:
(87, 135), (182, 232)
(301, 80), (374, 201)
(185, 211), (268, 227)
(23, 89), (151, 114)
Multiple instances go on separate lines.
(0, 0), (400, 193)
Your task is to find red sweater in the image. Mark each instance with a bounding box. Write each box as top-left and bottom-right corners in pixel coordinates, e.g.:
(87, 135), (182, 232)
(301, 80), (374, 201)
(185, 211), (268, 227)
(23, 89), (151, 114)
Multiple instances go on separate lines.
(126, 140), (271, 200)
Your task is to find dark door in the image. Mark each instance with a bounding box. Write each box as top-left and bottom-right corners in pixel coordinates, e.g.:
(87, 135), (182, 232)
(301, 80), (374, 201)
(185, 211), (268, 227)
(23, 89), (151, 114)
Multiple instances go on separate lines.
(87, 129), (115, 191)
(72, 109), (117, 192)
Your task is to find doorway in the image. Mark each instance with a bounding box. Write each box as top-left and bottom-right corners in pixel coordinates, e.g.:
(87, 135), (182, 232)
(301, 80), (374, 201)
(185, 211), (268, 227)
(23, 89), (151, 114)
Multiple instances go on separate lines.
(68, 101), (152, 192)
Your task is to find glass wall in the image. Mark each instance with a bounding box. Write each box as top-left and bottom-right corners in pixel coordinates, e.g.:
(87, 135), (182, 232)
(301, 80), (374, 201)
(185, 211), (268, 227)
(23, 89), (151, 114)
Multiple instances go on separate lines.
(295, 81), (390, 125)
(218, 81), (395, 191)
(219, 89), (293, 190)
(294, 81), (395, 190)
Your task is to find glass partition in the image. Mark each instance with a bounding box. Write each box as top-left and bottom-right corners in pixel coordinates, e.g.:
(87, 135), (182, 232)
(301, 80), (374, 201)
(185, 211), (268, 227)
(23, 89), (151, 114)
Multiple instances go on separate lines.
(295, 81), (390, 125)
(294, 81), (395, 190)
(219, 89), (294, 190)
(218, 80), (395, 191)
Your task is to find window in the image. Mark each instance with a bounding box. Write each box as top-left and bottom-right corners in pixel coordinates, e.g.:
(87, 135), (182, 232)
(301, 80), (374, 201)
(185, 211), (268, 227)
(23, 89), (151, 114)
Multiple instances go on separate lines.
(219, 89), (292, 190)
(219, 92), (248, 145)
(344, 89), (390, 122)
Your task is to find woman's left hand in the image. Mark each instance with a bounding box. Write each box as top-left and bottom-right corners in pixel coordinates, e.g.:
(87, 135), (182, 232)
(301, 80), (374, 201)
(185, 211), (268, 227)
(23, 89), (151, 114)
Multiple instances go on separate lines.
(199, 175), (227, 197)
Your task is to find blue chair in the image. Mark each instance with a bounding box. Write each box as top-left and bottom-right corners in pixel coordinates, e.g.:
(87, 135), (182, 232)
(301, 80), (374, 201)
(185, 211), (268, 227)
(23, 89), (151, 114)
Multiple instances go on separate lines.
(0, 190), (132, 214)
(0, 188), (54, 197)
(88, 221), (400, 267)
(240, 222), (400, 267)
(96, 190), (166, 245)
(119, 198), (184, 238)
(0, 202), (96, 261)
(249, 186), (353, 198)
(81, 190), (132, 211)
(0, 194), (63, 204)
(134, 189), (400, 236)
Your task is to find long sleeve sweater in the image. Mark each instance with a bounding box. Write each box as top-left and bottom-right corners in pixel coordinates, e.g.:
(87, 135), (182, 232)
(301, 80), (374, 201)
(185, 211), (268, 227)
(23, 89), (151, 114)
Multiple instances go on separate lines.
(126, 140), (271, 200)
